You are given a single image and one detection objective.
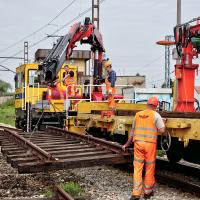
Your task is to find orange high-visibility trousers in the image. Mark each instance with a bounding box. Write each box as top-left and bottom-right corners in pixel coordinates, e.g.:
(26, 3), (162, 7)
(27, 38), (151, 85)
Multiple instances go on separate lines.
(105, 77), (116, 109)
(132, 141), (156, 196)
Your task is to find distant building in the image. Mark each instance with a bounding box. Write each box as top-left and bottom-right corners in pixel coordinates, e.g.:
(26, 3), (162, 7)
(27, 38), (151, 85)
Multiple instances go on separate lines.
(35, 49), (91, 75)
(35, 48), (146, 87)
(116, 75), (145, 87)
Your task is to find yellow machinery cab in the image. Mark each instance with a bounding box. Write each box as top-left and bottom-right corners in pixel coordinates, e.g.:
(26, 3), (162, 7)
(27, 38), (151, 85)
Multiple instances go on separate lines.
(15, 63), (77, 131)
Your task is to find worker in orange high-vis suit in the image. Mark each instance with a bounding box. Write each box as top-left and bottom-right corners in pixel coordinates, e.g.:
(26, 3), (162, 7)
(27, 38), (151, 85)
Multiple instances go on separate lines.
(104, 60), (117, 110)
(63, 70), (77, 97)
(122, 97), (165, 200)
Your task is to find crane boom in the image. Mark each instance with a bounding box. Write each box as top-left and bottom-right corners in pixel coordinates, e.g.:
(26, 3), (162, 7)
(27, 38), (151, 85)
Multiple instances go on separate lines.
(38, 17), (105, 84)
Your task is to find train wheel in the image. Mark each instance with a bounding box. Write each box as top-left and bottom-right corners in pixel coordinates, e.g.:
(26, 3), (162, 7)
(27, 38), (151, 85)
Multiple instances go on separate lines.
(183, 140), (200, 164)
(166, 139), (184, 163)
(161, 130), (171, 152)
(15, 119), (20, 129)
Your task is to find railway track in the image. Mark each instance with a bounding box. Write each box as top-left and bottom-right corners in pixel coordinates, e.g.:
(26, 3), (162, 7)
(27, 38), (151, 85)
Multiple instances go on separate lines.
(2, 185), (75, 200)
(114, 156), (200, 197)
(55, 186), (74, 200)
(155, 157), (200, 197)
(0, 125), (199, 198)
(0, 126), (130, 173)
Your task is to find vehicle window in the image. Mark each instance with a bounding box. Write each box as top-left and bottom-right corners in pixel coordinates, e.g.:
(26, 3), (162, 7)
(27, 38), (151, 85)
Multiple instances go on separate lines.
(15, 73), (22, 89)
(28, 70), (37, 85)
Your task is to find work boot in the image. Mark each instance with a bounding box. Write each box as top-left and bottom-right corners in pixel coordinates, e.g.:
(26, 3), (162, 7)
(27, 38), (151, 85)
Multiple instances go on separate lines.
(144, 191), (154, 199)
(129, 195), (140, 200)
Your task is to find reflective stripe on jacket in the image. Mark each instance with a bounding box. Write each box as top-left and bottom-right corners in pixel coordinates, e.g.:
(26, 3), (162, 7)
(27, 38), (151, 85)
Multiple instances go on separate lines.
(64, 77), (77, 96)
(134, 109), (158, 143)
(64, 77), (76, 86)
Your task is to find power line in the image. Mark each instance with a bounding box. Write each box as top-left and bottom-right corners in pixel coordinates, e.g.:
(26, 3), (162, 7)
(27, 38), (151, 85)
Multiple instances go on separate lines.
(0, 64), (15, 73)
(0, 56), (24, 60)
(51, 0), (106, 35)
(0, 0), (77, 54)
(130, 53), (165, 75)
(0, 0), (106, 66)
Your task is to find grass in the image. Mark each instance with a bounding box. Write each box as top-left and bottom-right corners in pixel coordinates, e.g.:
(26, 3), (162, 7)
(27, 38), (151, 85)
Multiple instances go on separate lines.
(41, 182), (84, 198)
(59, 182), (84, 197)
(40, 187), (53, 198)
(0, 98), (15, 126)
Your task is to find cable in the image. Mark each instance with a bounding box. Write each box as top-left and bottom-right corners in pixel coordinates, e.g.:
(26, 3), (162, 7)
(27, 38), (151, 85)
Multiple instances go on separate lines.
(0, 0), (77, 54)
(149, 78), (165, 84)
(0, 64), (15, 73)
(51, 0), (106, 35)
(134, 53), (165, 72)
(0, 0), (106, 66)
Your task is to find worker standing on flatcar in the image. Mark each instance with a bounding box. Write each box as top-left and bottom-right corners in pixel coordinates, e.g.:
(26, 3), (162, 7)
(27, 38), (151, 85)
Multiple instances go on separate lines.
(104, 59), (117, 110)
(63, 65), (71, 75)
(63, 70), (77, 97)
(122, 97), (165, 200)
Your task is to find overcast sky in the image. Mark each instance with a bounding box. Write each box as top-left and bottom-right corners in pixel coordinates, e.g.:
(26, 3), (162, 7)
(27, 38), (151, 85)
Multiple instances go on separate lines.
(0, 0), (200, 89)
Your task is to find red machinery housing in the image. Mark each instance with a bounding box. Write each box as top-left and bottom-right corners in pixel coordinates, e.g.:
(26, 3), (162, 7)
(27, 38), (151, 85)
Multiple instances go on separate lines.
(39, 17), (106, 101)
(158, 18), (200, 112)
(174, 19), (200, 112)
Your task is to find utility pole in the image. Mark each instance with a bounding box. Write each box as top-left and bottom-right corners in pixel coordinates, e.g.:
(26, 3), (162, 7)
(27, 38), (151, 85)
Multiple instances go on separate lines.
(165, 35), (174, 88)
(91, 0), (100, 83)
(173, 0), (181, 110)
(24, 41), (29, 64)
(92, 0), (100, 29)
(177, 0), (181, 25)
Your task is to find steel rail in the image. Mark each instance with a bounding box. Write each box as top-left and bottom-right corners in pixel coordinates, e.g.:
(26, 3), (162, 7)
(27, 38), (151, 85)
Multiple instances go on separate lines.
(47, 126), (130, 155)
(55, 186), (74, 200)
(0, 126), (130, 173)
(116, 158), (200, 197)
(2, 128), (54, 161)
(156, 173), (200, 197)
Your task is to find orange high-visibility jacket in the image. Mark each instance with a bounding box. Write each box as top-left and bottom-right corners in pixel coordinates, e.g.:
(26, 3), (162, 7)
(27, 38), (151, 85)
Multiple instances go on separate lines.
(134, 109), (158, 143)
(64, 77), (77, 95)
(64, 77), (76, 85)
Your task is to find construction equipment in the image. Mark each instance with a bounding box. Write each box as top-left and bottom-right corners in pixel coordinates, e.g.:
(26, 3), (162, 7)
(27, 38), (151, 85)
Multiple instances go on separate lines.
(15, 63), (78, 131)
(17, 14), (200, 165)
(158, 17), (200, 112)
(70, 17), (200, 165)
(38, 17), (105, 100)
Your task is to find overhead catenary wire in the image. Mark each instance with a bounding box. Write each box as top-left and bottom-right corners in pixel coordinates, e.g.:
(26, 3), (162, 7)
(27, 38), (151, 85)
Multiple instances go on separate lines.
(50, 0), (106, 35)
(137, 53), (165, 72)
(0, 0), (78, 54)
(148, 70), (175, 85)
(0, 64), (16, 74)
(0, 0), (106, 68)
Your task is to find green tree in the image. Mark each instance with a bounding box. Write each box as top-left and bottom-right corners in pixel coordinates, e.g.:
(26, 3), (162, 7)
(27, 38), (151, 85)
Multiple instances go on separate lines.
(0, 80), (12, 96)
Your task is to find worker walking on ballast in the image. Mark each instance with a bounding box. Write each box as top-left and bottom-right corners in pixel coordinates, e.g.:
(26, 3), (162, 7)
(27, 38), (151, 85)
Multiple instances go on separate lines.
(104, 59), (117, 110)
(123, 97), (165, 200)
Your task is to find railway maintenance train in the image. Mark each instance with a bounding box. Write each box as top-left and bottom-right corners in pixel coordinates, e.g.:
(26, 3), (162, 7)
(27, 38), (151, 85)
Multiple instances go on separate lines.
(15, 63), (78, 131)
(16, 17), (200, 165)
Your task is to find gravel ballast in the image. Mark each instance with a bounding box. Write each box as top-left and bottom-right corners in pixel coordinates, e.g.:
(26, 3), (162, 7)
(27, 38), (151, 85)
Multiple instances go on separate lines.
(0, 148), (200, 199)
(70, 166), (200, 200)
